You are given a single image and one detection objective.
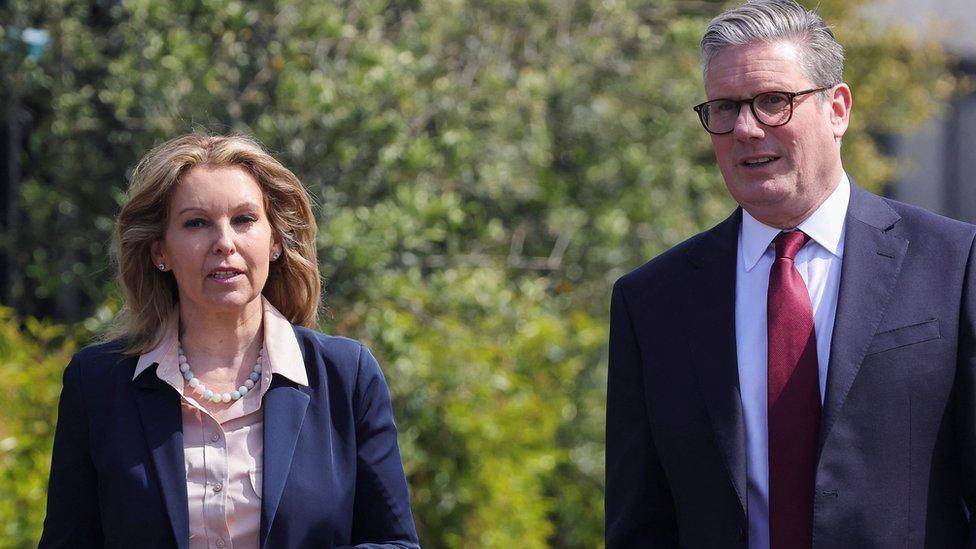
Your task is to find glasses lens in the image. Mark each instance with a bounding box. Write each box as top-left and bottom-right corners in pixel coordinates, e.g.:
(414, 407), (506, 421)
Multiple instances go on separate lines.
(701, 99), (738, 133)
(753, 92), (792, 126)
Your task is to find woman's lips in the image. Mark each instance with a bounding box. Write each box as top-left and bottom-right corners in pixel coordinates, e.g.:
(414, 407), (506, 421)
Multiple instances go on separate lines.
(208, 270), (244, 283)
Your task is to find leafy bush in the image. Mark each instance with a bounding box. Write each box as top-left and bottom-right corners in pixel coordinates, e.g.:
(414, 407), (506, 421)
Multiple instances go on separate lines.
(0, 307), (85, 548)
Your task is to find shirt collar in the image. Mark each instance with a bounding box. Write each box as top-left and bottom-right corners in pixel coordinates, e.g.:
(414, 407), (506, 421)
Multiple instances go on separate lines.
(133, 295), (308, 387)
(740, 173), (850, 272)
(262, 298), (308, 386)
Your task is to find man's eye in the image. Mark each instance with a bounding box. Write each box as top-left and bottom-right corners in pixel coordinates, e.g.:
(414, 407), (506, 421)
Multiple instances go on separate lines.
(712, 100), (738, 114)
(184, 218), (207, 228)
(757, 93), (788, 110)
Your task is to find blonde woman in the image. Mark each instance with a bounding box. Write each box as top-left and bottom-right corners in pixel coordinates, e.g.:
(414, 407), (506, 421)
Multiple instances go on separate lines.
(40, 134), (419, 548)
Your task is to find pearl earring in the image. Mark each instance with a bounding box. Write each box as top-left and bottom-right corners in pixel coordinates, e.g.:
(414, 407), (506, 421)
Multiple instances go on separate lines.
(158, 263), (166, 271)
(272, 251), (281, 261)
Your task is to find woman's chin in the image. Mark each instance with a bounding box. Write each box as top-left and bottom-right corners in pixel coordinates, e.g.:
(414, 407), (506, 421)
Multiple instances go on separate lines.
(183, 292), (263, 317)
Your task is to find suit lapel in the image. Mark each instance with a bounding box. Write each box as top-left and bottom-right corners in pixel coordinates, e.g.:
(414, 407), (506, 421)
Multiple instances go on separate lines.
(683, 209), (747, 514)
(133, 368), (190, 549)
(260, 376), (310, 547)
(820, 185), (907, 450)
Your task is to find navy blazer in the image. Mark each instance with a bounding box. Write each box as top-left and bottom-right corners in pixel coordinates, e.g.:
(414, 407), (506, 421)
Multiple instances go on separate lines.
(606, 184), (976, 547)
(40, 326), (420, 548)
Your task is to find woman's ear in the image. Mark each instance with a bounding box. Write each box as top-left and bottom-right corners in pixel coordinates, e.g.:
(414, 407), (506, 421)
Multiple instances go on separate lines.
(151, 241), (167, 271)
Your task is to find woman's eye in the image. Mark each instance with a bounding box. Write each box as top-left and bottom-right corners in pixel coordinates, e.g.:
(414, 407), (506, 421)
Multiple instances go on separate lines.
(184, 218), (207, 228)
(234, 215), (257, 225)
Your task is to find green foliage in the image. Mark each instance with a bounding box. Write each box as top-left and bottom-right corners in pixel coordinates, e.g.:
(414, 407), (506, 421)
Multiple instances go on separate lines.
(0, 308), (82, 548)
(0, 0), (960, 547)
(352, 267), (604, 546)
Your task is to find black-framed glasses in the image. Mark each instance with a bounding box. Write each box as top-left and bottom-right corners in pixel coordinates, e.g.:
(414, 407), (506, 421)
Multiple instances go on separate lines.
(692, 85), (835, 135)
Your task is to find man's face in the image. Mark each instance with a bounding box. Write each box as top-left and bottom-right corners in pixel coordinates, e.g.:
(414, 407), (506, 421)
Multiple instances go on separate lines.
(704, 40), (851, 228)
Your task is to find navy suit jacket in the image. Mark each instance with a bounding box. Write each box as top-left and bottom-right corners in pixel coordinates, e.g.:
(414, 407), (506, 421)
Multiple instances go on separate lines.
(40, 326), (420, 548)
(606, 185), (976, 547)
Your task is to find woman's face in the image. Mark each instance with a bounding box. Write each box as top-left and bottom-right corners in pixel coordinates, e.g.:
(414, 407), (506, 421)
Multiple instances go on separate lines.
(152, 165), (280, 318)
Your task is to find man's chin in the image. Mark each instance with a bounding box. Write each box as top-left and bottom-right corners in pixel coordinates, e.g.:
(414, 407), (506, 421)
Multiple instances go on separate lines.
(727, 177), (793, 204)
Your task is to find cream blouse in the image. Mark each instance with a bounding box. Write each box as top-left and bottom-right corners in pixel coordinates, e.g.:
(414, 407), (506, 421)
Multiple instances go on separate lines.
(133, 297), (307, 549)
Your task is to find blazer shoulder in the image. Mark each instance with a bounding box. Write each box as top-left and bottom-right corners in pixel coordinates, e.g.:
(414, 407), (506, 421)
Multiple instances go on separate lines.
(617, 233), (700, 286)
(862, 193), (976, 258)
(615, 209), (740, 296)
(291, 325), (377, 383)
(292, 325), (365, 359)
(883, 196), (975, 236)
(65, 339), (134, 378)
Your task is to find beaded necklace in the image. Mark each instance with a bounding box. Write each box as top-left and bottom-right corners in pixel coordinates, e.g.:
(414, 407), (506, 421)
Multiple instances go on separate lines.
(179, 344), (264, 404)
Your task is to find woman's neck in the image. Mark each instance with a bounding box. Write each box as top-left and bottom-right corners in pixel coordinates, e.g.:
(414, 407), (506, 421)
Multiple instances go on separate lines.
(177, 298), (264, 378)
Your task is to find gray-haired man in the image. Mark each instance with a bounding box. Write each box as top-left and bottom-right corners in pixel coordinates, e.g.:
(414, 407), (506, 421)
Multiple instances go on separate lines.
(606, 0), (976, 547)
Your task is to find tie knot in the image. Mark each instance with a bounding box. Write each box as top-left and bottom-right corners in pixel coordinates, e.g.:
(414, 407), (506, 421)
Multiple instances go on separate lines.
(774, 230), (809, 260)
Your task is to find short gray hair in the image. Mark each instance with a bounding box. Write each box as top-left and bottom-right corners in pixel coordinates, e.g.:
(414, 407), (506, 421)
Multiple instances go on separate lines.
(701, 0), (844, 88)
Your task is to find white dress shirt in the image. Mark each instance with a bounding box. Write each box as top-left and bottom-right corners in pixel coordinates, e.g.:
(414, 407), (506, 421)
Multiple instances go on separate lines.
(735, 175), (850, 549)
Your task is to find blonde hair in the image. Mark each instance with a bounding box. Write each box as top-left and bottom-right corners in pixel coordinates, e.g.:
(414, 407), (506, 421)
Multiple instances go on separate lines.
(108, 133), (320, 354)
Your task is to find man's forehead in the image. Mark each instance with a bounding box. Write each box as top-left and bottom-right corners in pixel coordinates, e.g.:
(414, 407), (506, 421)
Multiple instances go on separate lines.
(704, 41), (810, 98)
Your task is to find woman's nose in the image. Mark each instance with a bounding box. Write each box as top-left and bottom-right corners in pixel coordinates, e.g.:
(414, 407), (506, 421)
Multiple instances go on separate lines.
(211, 222), (236, 255)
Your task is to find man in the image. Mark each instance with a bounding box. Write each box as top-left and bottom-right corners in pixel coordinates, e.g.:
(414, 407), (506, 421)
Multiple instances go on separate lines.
(605, 1), (976, 547)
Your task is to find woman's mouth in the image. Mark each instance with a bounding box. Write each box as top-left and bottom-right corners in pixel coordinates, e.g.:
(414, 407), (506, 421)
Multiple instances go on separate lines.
(208, 270), (244, 282)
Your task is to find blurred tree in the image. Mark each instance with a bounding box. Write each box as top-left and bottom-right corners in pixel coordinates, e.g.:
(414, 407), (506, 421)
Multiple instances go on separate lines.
(0, 0), (958, 547)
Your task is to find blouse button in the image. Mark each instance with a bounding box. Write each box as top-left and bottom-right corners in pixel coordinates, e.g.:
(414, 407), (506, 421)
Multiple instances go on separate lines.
(213, 482), (223, 493)
(216, 539), (225, 548)
(210, 432), (220, 443)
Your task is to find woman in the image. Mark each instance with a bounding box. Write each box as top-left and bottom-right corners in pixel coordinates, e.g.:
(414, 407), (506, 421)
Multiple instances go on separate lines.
(39, 134), (419, 548)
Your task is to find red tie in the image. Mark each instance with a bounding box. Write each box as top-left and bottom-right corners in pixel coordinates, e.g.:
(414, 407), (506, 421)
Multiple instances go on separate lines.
(767, 231), (820, 549)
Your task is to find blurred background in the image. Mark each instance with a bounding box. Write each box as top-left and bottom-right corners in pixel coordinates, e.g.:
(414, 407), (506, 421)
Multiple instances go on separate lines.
(0, 0), (970, 547)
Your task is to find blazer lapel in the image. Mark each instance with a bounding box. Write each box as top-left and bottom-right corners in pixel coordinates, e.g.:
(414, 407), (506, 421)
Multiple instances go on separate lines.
(682, 209), (747, 515)
(260, 376), (310, 547)
(133, 367), (189, 549)
(820, 185), (907, 450)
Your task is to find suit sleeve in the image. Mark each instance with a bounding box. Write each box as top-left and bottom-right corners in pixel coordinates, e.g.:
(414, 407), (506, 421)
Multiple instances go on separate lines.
(958, 233), (976, 548)
(340, 344), (420, 549)
(38, 355), (103, 548)
(606, 282), (678, 548)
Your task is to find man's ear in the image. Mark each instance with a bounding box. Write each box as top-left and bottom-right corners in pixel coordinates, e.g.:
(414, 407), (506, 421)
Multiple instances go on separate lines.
(829, 83), (853, 140)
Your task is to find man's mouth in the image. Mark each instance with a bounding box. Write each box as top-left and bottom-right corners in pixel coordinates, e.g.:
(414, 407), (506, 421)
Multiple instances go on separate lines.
(742, 156), (779, 167)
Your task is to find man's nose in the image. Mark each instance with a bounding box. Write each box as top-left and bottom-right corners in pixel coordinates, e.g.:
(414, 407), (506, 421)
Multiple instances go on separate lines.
(732, 103), (765, 139)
